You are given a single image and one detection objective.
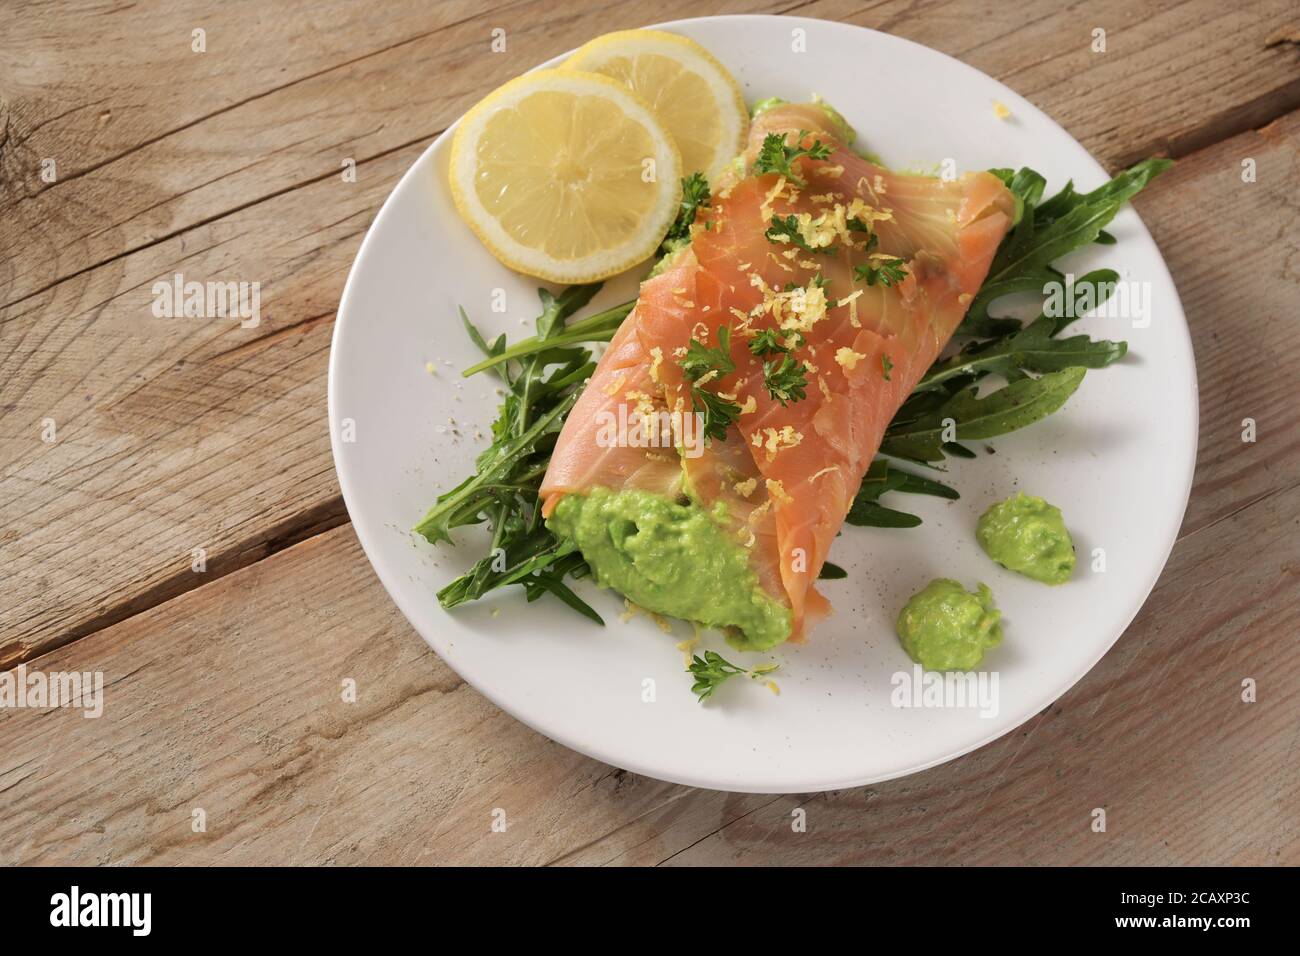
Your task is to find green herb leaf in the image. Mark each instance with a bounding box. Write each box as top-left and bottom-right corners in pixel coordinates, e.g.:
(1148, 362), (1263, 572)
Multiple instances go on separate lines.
(854, 258), (908, 287)
(762, 354), (808, 405)
(753, 130), (832, 185)
(692, 386), (742, 443)
(765, 213), (821, 255)
(537, 283), (601, 340)
(681, 325), (736, 381)
(687, 650), (779, 703)
(844, 459), (958, 529)
(661, 171), (711, 253)
(881, 367), (1087, 462)
(917, 270), (1126, 392)
(960, 158), (1172, 335)
(749, 328), (791, 358)
(845, 500), (923, 528)
(462, 300), (634, 377)
(421, 285), (619, 621)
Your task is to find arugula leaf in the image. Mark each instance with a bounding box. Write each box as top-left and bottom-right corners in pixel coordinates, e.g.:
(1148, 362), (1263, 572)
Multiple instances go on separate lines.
(845, 458), (958, 527)
(961, 158), (1172, 335)
(753, 130), (832, 185)
(892, 467), (960, 500)
(418, 288), (611, 622)
(918, 270), (1126, 392)
(687, 650), (779, 702)
(414, 389), (576, 544)
(462, 300), (634, 377)
(846, 501), (923, 528)
(881, 367), (1087, 462)
(536, 283), (601, 339)
(1037, 157), (1173, 221)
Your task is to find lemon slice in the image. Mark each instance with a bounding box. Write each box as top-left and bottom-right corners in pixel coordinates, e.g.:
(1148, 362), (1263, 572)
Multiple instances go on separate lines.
(562, 30), (747, 183)
(448, 69), (681, 284)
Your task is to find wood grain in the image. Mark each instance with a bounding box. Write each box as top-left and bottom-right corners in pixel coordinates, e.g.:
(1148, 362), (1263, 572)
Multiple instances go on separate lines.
(2, 0), (1295, 664)
(803, 0), (1300, 168)
(1, 0), (1298, 865)
(2, 110), (1298, 864)
(1, 461), (1292, 865)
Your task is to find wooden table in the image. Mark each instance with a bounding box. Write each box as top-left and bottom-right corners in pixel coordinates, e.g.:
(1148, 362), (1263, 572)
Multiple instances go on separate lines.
(2, 0), (1297, 866)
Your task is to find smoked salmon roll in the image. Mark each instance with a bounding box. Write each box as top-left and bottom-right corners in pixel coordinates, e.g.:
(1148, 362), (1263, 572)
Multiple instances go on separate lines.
(541, 102), (1016, 649)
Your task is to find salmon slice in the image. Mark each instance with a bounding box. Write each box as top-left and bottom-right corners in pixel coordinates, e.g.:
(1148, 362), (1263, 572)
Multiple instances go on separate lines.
(541, 102), (1015, 645)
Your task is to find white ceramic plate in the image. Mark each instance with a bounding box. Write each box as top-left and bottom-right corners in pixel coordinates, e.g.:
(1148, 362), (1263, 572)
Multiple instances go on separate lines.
(329, 15), (1196, 792)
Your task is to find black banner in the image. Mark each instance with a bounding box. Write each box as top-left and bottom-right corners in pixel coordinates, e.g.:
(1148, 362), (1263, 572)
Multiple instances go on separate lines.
(0, 865), (1282, 940)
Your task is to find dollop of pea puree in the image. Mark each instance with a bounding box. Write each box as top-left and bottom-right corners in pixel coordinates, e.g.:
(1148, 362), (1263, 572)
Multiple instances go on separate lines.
(976, 493), (1076, 585)
(896, 579), (1003, 671)
(547, 488), (792, 651)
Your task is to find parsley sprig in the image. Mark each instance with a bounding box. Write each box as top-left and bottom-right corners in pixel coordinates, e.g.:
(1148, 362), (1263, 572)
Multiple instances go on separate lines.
(749, 328), (793, 357)
(680, 325), (741, 442)
(765, 213), (820, 255)
(660, 172), (711, 255)
(854, 258), (908, 287)
(688, 651), (779, 702)
(691, 388), (742, 443)
(762, 354), (808, 406)
(681, 325), (736, 381)
(752, 131), (832, 185)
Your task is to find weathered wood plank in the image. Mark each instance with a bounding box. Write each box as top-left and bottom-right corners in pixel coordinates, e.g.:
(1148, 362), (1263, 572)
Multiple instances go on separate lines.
(0, 0), (794, 307)
(1, 5), (1296, 671)
(0, 141), (421, 665)
(0, 522), (752, 866)
(4, 1), (1296, 306)
(1139, 112), (1300, 537)
(804, 0), (1300, 167)
(1, 469), (1293, 865)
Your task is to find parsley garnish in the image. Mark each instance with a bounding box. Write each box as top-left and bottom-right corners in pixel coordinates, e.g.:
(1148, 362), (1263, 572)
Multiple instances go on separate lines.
(691, 386), (742, 443)
(882, 354), (893, 381)
(765, 213), (821, 255)
(688, 651), (779, 703)
(680, 325), (736, 381)
(749, 328), (791, 357)
(854, 258), (908, 287)
(752, 131), (833, 186)
(762, 354), (808, 406)
(660, 172), (711, 254)
(679, 325), (741, 441)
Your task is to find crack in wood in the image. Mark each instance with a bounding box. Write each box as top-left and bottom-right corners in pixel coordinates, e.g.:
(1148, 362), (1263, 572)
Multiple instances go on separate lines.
(0, 495), (350, 672)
